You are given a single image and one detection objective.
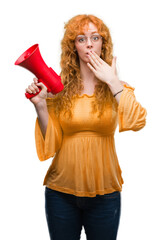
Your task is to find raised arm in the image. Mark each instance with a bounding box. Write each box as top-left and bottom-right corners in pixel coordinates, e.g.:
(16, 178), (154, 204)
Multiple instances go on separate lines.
(25, 78), (63, 161)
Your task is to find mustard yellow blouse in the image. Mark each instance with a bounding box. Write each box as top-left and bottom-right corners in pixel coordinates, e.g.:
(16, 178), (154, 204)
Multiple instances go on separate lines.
(35, 85), (147, 197)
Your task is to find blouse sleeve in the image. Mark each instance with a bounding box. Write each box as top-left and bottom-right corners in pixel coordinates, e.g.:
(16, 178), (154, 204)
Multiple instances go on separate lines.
(35, 98), (63, 161)
(118, 84), (147, 132)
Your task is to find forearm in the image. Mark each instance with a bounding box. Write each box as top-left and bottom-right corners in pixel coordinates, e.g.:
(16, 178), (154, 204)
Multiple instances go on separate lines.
(34, 100), (49, 139)
(107, 77), (124, 104)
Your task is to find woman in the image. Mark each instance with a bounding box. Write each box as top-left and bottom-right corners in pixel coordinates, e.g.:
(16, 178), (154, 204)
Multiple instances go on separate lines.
(25, 14), (147, 240)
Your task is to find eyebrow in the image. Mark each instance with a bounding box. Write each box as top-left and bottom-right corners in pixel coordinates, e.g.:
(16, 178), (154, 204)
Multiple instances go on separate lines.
(90, 31), (98, 33)
(77, 32), (99, 36)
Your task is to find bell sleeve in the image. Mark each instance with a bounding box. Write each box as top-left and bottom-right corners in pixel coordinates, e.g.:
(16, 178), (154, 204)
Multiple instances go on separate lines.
(35, 98), (63, 161)
(118, 84), (147, 132)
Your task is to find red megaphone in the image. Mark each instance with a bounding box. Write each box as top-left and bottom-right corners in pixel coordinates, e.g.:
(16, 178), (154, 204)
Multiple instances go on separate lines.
(15, 44), (64, 99)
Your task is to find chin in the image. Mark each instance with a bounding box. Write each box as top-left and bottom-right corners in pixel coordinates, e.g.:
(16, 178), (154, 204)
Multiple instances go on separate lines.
(79, 56), (90, 64)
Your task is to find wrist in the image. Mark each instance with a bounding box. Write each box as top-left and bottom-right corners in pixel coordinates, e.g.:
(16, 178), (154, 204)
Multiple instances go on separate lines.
(34, 99), (47, 110)
(113, 89), (123, 97)
(107, 77), (124, 96)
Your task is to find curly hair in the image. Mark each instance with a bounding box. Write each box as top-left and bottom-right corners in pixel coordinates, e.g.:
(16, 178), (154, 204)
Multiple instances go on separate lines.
(51, 14), (118, 120)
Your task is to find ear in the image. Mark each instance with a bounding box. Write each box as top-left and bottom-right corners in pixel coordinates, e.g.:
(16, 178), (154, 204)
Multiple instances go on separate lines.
(73, 46), (77, 52)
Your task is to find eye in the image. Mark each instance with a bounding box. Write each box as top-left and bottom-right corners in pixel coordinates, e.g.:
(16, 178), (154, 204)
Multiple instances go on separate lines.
(92, 35), (99, 41)
(76, 35), (86, 43)
(78, 37), (86, 43)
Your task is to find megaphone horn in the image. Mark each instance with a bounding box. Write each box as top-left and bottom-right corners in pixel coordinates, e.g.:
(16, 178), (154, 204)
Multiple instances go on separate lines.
(15, 44), (64, 99)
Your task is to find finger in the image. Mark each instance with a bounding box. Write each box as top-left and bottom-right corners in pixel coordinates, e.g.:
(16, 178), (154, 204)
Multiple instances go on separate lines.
(25, 88), (32, 94)
(33, 78), (38, 84)
(31, 82), (39, 92)
(36, 82), (47, 91)
(112, 56), (117, 68)
(26, 85), (36, 94)
(90, 51), (103, 65)
(88, 51), (100, 66)
(88, 55), (98, 69)
(87, 62), (97, 74)
(112, 56), (117, 75)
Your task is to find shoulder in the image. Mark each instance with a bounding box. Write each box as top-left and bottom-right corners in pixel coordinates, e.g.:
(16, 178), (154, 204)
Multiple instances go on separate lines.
(120, 80), (135, 92)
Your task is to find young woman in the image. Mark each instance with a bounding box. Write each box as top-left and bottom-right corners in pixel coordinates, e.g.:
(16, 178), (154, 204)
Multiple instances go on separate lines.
(25, 14), (147, 240)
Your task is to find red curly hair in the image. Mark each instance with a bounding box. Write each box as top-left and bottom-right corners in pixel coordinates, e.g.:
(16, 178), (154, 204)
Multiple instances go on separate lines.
(50, 14), (117, 119)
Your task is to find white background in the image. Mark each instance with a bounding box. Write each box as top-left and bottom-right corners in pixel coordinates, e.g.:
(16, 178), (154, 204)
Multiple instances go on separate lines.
(0, 0), (161, 239)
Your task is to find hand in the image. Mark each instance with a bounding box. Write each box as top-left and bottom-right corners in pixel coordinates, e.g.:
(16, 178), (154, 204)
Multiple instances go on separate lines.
(25, 78), (48, 106)
(87, 51), (118, 85)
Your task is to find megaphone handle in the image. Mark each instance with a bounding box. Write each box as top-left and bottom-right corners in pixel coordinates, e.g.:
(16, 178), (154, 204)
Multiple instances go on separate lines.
(25, 78), (50, 99)
(25, 88), (41, 99)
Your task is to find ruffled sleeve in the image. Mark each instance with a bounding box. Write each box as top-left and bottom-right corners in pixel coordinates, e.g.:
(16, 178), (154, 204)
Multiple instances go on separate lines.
(35, 98), (63, 161)
(118, 84), (147, 132)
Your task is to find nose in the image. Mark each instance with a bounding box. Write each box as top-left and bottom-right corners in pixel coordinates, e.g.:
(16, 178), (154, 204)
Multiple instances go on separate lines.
(86, 38), (93, 49)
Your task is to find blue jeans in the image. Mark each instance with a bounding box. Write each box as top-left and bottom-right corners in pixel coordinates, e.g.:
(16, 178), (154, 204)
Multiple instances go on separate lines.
(45, 187), (121, 240)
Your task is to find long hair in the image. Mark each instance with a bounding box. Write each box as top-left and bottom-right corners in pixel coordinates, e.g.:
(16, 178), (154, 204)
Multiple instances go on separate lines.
(51, 14), (117, 119)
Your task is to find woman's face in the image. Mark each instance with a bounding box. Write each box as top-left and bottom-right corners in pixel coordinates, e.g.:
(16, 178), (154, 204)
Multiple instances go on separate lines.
(75, 22), (102, 64)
